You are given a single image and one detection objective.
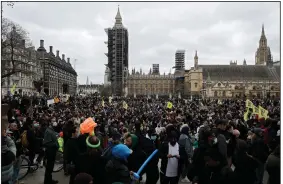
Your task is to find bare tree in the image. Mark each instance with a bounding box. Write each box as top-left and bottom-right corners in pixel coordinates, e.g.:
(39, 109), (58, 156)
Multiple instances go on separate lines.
(1, 18), (34, 79)
(100, 85), (112, 96)
(33, 78), (44, 93)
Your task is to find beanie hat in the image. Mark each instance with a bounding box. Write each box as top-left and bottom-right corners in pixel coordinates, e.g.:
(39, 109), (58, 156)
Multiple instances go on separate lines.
(112, 144), (132, 160)
(74, 173), (93, 184)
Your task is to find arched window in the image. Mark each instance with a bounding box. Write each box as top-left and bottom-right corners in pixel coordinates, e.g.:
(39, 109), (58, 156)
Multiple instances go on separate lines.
(214, 91), (217, 97)
(271, 86), (274, 90)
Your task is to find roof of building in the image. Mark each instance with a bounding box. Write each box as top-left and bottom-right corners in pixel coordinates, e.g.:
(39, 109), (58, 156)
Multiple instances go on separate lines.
(36, 48), (77, 76)
(128, 73), (175, 79)
(78, 84), (102, 88)
(200, 65), (280, 82)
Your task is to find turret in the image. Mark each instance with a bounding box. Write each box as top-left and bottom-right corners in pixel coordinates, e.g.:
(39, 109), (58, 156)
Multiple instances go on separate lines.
(194, 50), (198, 69)
(243, 59), (247, 66)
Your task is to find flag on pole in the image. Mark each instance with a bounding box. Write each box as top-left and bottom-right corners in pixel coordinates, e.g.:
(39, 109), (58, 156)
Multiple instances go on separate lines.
(245, 99), (254, 109)
(259, 106), (268, 119)
(244, 111), (249, 121)
(167, 102), (173, 109)
(253, 106), (259, 115)
(10, 84), (17, 95)
(123, 101), (128, 110)
(102, 100), (105, 107)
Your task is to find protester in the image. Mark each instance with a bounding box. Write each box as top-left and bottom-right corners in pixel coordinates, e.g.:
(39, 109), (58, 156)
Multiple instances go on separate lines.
(105, 144), (132, 184)
(43, 121), (59, 184)
(159, 130), (181, 184)
(248, 128), (269, 184)
(265, 145), (280, 184)
(233, 139), (258, 184)
(178, 124), (193, 182)
(1, 93), (280, 184)
(1, 121), (16, 184)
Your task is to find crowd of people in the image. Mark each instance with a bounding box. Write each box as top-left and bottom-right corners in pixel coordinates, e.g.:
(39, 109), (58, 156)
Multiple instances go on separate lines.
(1, 92), (281, 184)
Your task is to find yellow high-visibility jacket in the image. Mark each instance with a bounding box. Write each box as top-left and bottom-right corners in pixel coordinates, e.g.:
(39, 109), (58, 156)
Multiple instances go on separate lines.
(58, 137), (64, 152)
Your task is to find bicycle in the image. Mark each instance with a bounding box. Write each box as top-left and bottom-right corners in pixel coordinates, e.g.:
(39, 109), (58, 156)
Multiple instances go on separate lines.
(18, 154), (39, 180)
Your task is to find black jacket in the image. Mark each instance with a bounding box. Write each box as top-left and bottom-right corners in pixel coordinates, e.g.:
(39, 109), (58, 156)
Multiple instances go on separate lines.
(248, 138), (269, 163)
(266, 152), (280, 184)
(193, 164), (236, 184)
(105, 157), (131, 184)
(127, 146), (146, 173)
(190, 143), (210, 181)
(77, 151), (107, 184)
(65, 138), (80, 166)
(233, 152), (258, 184)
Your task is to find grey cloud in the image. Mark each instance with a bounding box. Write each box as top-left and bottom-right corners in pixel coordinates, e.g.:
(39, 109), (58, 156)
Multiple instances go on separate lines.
(3, 2), (279, 84)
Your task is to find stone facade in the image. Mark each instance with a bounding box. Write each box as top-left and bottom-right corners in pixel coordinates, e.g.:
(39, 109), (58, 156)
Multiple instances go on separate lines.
(77, 84), (101, 94)
(255, 25), (272, 65)
(127, 71), (175, 96)
(2, 43), (43, 96)
(183, 25), (280, 99)
(37, 40), (77, 95)
(184, 55), (280, 99)
(204, 81), (280, 99)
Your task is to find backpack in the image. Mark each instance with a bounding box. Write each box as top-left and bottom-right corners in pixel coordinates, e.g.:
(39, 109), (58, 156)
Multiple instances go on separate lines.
(21, 130), (29, 148)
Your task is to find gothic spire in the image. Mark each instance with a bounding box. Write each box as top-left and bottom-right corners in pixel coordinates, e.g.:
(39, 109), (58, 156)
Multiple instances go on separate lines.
(114, 5), (123, 26)
(194, 50), (198, 59)
(207, 72), (211, 83)
(86, 76), (89, 85)
(260, 24), (266, 40)
(261, 24), (265, 36)
(243, 59), (247, 66)
(194, 50), (199, 69)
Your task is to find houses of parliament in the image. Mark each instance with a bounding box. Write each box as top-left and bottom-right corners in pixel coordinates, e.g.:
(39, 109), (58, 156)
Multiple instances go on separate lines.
(126, 25), (280, 98)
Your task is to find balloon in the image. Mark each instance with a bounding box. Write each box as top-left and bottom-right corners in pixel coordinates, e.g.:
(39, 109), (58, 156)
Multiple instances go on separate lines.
(80, 117), (97, 134)
(132, 149), (158, 180)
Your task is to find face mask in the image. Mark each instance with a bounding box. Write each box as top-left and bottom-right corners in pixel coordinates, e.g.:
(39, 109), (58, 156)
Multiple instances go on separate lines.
(52, 122), (58, 127)
(170, 139), (177, 146)
(150, 135), (157, 141)
(76, 128), (81, 137)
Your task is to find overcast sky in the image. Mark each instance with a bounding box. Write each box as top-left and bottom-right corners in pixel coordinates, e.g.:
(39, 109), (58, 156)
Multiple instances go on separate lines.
(3, 2), (280, 84)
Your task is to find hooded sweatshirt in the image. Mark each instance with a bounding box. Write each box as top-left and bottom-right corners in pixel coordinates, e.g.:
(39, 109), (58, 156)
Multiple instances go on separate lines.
(2, 136), (16, 182)
(127, 134), (146, 173)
